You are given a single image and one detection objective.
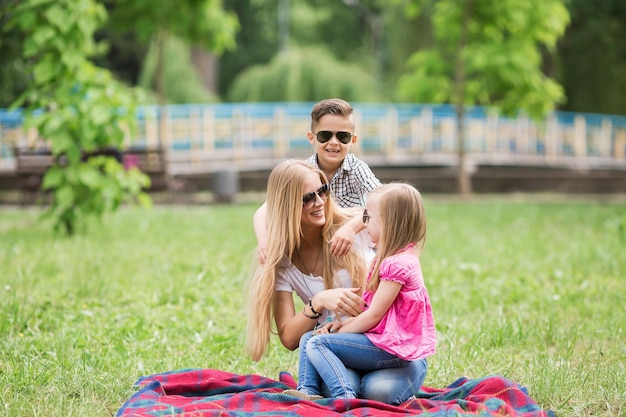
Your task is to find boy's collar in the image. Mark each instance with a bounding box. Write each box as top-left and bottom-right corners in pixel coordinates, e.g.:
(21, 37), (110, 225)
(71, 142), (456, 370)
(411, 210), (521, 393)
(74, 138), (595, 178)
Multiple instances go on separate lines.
(312, 153), (354, 172)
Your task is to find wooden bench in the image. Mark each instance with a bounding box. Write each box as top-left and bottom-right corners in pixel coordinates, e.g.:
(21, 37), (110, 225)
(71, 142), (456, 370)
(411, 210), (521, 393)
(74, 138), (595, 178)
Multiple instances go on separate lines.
(121, 147), (168, 190)
(14, 148), (56, 192)
(13, 146), (168, 197)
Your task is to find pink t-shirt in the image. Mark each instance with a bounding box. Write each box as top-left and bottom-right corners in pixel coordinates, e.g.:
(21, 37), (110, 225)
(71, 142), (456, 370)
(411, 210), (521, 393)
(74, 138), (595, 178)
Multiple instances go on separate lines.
(362, 246), (437, 361)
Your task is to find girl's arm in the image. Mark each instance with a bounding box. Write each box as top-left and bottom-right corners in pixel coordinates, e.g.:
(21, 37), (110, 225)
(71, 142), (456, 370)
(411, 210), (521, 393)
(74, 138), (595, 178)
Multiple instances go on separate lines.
(338, 280), (401, 334)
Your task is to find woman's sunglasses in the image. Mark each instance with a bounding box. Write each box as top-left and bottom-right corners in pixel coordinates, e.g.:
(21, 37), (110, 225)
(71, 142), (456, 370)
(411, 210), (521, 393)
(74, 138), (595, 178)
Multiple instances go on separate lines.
(314, 131), (353, 144)
(302, 183), (330, 209)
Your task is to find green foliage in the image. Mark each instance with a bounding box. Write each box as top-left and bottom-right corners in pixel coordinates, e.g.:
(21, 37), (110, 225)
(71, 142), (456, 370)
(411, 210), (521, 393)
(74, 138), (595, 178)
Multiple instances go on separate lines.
(0, 198), (624, 416)
(217, 0), (279, 98)
(8, 0), (151, 235)
(396, 0), (570, 119)
(0, 0), (30, 107)
(228, 46), (380, 102)
(107, 0), (237, 105)
(109, 0), (238, 52)
(138, 35), (219, 104)
(558, 0), (626, 114)
(220, 0), (393, 101)
(41, 157), (151, 235)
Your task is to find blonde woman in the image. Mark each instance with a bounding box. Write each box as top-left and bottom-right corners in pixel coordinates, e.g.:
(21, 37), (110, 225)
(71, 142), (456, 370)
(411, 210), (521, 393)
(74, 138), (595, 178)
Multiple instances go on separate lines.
(247, 161), (430, 404)
(247, 159), (368, 359)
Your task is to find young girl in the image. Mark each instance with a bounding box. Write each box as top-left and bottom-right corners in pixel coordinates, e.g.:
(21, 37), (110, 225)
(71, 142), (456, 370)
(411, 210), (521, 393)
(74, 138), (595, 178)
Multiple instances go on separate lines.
(284, 183), (436, 402)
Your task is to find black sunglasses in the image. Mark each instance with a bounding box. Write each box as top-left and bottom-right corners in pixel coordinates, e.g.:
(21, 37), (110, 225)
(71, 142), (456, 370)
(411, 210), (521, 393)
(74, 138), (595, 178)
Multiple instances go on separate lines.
(362, 209), (370, 224)
(302, 183), (329, 208)
(314, 131), (353, 144)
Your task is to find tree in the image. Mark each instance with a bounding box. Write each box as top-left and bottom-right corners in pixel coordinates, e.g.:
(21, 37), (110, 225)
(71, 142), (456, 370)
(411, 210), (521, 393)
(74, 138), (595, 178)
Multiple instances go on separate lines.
(138, 34), (220, 104)
(396, 0), (570, 194)
(220, 0), (388, 101)
(218, 0), (280, 97)
(558, 0), (626, 115)
(107, 0), (238, 140)
(228, 46), (379, 102)
(0, 0), (30, 107)
(7, 0), (151, 235)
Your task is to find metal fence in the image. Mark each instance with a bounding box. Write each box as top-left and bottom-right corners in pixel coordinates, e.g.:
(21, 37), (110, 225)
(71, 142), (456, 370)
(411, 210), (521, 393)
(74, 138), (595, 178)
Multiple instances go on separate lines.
(2, 103), (625, 174)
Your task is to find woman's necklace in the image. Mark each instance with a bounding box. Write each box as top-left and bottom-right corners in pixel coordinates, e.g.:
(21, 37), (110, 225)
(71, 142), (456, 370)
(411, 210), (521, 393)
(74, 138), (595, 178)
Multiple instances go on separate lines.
(294, 245), (322, 278)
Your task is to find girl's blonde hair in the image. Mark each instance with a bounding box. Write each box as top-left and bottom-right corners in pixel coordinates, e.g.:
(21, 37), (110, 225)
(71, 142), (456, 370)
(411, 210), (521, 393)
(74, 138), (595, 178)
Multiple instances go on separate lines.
(246, 160), (366, 361)
(366, 183), (426, 292)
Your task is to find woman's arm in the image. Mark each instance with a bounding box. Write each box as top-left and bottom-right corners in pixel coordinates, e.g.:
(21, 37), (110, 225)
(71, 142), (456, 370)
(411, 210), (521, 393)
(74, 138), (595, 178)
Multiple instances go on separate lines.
(273, 291), (317, 350)
(338, 280), (401, 334)
(273, 286), (368, 350)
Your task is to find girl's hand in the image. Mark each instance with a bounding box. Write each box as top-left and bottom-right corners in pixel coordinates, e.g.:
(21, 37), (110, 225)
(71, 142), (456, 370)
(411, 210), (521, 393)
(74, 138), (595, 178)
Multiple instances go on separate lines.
(315, 288), (366, 318)
(314, 320), (346, 335)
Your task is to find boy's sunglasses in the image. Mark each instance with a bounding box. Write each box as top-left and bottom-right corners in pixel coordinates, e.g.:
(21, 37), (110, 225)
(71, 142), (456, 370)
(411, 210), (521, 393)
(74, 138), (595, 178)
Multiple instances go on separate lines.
(302, 183), (330, 209)
(314, 131), (353, 144)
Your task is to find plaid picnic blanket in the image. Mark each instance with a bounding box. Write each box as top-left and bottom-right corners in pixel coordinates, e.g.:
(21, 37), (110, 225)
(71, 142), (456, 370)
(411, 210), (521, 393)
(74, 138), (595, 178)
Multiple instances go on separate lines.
(116, 368), (555, 417)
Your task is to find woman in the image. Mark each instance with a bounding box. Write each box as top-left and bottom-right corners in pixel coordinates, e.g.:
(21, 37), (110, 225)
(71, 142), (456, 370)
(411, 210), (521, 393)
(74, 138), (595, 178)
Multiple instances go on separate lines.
(246, 159), (425, 405)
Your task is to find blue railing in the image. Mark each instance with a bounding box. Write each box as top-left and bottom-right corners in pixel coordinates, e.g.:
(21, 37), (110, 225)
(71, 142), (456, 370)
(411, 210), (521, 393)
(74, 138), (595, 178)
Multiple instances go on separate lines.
(2, 103), (625, 174)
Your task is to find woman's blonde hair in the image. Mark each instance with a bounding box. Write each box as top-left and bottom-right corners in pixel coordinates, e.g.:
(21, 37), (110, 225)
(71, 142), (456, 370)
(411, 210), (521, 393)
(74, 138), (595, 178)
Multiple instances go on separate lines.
(246, 160), (366, 361)
(366, 183), (426, 292)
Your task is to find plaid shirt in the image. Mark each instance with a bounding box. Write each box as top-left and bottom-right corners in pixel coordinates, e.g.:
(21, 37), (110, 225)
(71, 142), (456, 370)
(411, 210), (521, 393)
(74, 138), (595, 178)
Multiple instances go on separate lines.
(306, 153), (381, 208)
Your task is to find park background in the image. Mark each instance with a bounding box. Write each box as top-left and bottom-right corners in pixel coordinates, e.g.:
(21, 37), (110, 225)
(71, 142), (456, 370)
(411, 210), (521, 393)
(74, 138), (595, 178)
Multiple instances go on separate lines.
(0, 1), (625, 417)
(1, 0), (626, 205)
(3, 0), (626, 114)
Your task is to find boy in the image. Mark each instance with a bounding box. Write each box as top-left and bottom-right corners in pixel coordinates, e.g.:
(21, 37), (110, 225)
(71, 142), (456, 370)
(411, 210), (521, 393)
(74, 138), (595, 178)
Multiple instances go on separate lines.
(253, 98), (381, 263)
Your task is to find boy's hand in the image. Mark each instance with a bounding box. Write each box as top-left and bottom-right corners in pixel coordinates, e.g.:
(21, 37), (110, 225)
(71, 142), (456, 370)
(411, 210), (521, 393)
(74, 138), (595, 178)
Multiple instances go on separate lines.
(329, 224), (355, 257)
(329, 210), (366, 257)
(253, 202), (269, 264)
(256, 245), (268, 265)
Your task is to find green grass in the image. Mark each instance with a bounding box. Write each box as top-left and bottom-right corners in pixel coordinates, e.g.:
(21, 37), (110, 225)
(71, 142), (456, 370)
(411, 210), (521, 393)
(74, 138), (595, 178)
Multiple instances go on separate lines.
(0, 196), (625, 416)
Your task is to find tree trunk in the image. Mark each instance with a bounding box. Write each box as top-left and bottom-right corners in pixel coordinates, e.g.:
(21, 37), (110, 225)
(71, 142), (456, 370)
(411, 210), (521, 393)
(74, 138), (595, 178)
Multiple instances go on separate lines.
(455, 105), (472, 194)
(156, 29), (166, 148)
(453, 0), (474, 195)
(191, 46), (218, 94)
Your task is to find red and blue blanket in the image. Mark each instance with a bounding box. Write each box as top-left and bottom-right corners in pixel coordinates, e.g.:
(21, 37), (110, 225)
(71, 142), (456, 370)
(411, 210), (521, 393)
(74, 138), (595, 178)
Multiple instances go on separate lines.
(116, 368), (554, 416)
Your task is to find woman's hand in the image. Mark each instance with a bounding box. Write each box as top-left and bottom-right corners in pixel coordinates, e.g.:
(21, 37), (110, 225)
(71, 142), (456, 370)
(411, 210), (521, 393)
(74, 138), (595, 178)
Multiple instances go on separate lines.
(314, 288), (366, 318)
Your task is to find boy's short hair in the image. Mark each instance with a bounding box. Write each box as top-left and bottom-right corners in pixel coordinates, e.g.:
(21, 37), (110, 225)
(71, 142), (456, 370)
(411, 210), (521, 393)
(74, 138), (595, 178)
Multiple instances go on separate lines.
(310, 98), (354, 130)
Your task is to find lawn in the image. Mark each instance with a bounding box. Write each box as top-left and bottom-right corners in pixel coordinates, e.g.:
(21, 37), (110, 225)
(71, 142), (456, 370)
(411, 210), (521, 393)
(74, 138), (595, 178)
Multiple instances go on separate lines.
(0, 195), (624, 417)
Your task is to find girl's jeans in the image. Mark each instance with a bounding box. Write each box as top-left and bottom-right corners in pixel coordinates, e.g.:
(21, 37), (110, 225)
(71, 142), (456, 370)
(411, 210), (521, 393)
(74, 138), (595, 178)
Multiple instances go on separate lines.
(297, 331), (428, 404)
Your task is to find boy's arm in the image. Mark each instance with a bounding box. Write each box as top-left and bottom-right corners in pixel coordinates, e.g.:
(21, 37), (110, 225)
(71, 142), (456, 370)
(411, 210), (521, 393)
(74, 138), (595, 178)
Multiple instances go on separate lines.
(329, 211), (366, 257)
(253, 202), (269, 264)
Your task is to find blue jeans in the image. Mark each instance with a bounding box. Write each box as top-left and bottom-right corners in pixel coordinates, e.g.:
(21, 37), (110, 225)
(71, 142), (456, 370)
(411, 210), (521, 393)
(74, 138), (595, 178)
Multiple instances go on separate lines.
(296, 331), (428, 404)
